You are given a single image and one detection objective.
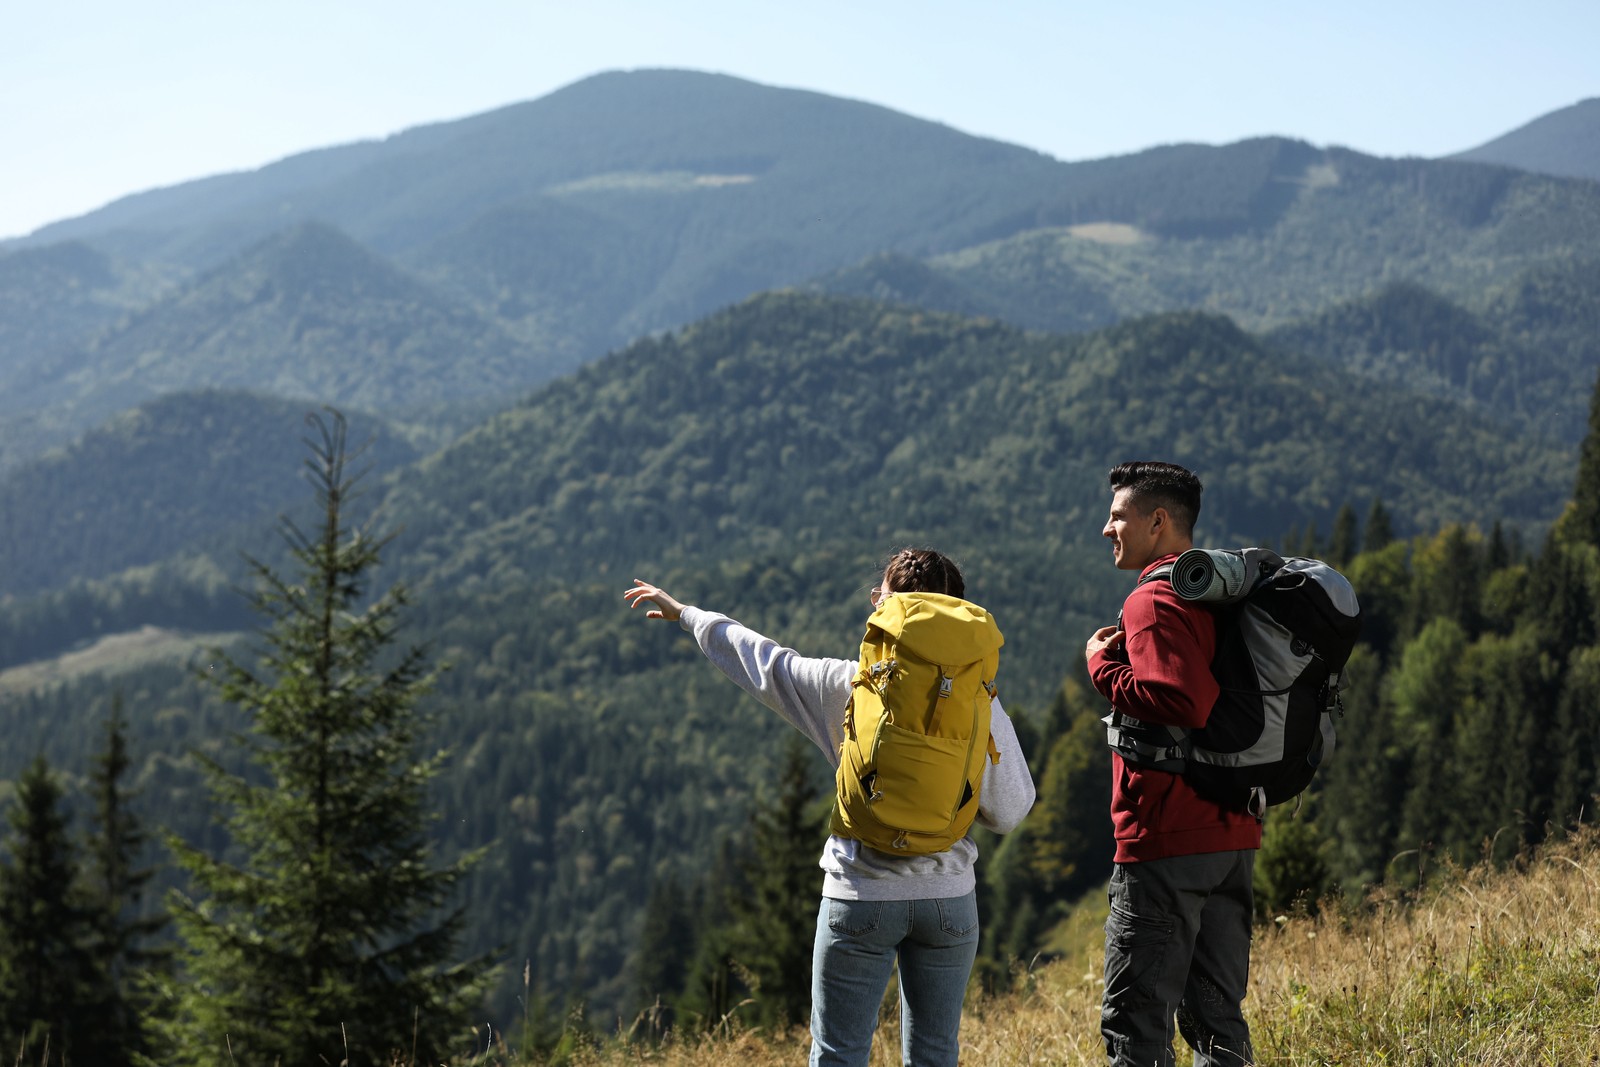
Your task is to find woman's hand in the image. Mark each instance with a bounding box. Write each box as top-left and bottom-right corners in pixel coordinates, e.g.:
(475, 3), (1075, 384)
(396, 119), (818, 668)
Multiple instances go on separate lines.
(624, 579), (685, 621)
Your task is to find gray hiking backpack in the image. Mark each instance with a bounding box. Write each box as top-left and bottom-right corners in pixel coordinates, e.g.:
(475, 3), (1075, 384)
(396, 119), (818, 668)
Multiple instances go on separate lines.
(1103, 547), (1362, 816)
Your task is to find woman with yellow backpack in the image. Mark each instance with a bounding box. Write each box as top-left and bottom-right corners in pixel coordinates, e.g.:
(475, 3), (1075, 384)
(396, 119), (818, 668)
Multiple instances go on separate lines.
(625, 548), (1036, 1067)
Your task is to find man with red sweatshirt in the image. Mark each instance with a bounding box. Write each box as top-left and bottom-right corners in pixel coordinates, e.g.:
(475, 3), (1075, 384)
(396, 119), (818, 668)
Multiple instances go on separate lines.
(1085, 461), (1260, 1067)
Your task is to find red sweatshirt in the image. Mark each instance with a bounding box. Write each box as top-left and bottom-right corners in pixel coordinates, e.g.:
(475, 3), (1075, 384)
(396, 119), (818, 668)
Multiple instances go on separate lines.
(1088, 555), (1263, 863)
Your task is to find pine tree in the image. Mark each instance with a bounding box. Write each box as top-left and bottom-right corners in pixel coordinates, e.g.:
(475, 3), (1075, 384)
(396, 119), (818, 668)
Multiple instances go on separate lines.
(1345, 541), (1410, 660)
(1317, 644), (1400, 887)
(1452, 628), (1550, 862)
(977, 680), (1111, 986)
(670, 738), (825, 1038)
(1328, 503), (1359, 566)
(633, 875), (691, 1035)
(1254, 806), (1330, 917)
(1300, 520), (1321, 559)
(1017, 695), (1113, 904)
(1390, 618), (1471, 878)
(1404, 526), (1482, 640)
(1282, 524), (1301, 558)
(0, 756), (116, 1063)
(737, 735), (824, 1031)
(1363, 498), (1394, 553)
(157, 411), (495, 1067)
(674, 841), (751, 1031)
(1552, 646), (1600, 829)
(84, 697), (168, 1065)
(1527, 531), (1597, 654)
(1567, 369), (1600, 547)
(1486, 520), (1511, 571)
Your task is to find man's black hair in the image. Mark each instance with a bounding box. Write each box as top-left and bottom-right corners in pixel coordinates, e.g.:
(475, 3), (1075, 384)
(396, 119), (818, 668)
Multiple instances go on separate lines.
(1108, 461), (1203, 537)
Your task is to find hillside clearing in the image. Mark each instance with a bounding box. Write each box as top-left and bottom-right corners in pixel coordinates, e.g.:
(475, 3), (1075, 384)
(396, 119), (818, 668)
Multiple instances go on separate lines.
(0, 625), (238, 693)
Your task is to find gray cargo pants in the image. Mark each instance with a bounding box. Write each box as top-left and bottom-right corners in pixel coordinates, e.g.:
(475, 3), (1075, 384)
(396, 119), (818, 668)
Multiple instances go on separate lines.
(1101, 850), (1256, 1067)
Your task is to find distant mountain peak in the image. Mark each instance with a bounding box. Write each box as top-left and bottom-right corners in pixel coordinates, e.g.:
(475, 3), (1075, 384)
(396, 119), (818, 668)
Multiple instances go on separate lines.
(1451, 98), (1600, 182)
(227, 220), (411, 297)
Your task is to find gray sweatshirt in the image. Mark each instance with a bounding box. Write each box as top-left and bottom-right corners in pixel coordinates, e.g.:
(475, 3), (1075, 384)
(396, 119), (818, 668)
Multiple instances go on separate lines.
(679, 605), (1037, 901)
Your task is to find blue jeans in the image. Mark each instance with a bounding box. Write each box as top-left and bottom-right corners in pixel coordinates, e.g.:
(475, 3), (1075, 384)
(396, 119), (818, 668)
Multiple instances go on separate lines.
(1101, 851), (1255, 1067)
(809, 892), (980, 1067)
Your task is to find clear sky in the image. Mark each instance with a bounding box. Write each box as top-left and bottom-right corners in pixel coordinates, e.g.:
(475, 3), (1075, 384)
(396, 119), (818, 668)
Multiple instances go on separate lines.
(4, 0), (1596, 241)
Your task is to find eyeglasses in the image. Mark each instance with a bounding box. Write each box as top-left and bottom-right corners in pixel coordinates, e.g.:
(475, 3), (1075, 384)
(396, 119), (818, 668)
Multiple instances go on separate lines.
(869, 586), (892, 606)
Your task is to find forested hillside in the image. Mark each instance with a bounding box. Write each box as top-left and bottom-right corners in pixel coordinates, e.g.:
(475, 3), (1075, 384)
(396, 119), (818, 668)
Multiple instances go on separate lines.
(0, 294), (1579, 1029)
(1264, 258), (1600, 441)
(0, 390), (417, 598)
(66, 224), (532, 413)
(0, 243), (125, 386)
(0, 225), (530, 465)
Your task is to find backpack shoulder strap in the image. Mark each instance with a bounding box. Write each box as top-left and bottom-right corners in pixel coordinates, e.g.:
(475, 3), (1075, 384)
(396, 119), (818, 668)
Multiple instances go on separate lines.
(1118, 562), (1175, 629)
(1141, 562), (1175, 585)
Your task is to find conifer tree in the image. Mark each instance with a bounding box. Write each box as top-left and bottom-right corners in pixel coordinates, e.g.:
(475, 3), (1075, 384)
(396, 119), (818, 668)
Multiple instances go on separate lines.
(1527, 530), (1597, 654)
(1344, 541), (1410, 660)
(1254, 806), (1330, 917)
(1300, 520), (1321, 559)
(1567, 369), (1600, 547)
(1363, 498), (1394, 552)
(1552, 646), (1600, 829)
(157, 411), (494, 1067)
(674, 841), (750, 1030)
(1328, 503), (1359, 566)
(670, 739), (823, 1036)
(737, 735), (823, 1030)
(634, 875), (691, 1034)
(1486, 520), (1511, 571)
(1017, 695), (1112, 904)
(84, 697), (168, 1065)
(0, 756), (115, 1063)
(1390, 618), (1471, 876)
(979, 693), (1111, 981)
(1281, 524), (1301, 558)
(1404, 526), (1482, 640)
(1452, 628), (1549, 861)
(1316, 644), (1399, 886)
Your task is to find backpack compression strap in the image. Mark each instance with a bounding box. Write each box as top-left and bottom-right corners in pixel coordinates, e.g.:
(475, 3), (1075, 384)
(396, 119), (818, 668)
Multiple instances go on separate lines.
(1103, 563), (1191, 771)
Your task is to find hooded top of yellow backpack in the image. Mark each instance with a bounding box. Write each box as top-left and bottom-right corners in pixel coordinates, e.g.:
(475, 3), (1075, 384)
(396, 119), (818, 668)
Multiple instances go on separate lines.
(832, 591), (1003, 854)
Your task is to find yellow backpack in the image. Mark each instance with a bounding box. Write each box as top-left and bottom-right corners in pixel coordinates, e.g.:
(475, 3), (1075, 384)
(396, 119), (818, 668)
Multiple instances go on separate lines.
(832, 591), (1004, 854)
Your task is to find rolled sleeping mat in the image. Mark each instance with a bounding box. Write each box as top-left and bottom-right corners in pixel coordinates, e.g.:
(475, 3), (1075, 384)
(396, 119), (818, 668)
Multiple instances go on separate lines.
(1171, 548), (1253, 603)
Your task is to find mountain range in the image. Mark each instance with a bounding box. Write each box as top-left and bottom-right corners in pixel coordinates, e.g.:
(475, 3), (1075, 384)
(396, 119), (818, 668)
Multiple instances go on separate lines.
(3, 71), (1598, 467)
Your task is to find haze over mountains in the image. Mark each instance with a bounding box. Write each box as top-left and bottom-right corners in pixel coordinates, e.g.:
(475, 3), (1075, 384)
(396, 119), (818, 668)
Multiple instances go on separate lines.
(1, 68), (1597, 1021)
(3, 70), (1597, 468)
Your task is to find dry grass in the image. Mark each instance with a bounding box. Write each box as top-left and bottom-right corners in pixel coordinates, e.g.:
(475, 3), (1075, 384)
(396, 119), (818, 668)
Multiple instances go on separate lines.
(1248, 828), (1600, 1065)
(524, 828), (1600, 1066)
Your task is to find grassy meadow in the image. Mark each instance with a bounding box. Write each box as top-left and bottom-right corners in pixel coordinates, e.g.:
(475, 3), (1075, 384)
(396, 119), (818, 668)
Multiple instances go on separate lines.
(486, 827), (1600, 1066)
